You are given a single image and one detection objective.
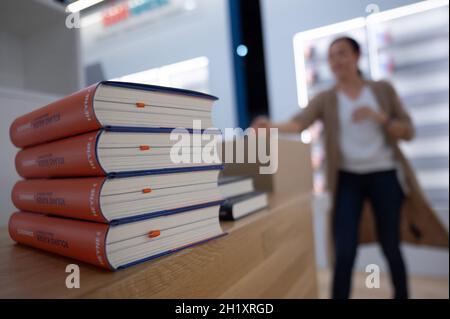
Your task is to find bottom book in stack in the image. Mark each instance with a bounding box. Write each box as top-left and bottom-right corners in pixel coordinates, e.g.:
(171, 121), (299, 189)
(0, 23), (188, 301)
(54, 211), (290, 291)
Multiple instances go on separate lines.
(9, 205), (224, 270)
(218, 176), (269, 220)
(9, 169), (226, 270)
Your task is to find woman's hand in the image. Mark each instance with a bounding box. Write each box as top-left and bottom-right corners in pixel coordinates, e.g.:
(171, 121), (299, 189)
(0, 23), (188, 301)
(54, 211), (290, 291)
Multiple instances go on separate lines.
(251, 116), (272, 130)
(385, 121), (413, 140)
(352, 106), (387, 124)
(352, 106), (413, 140)
(250, 116), (303, 134)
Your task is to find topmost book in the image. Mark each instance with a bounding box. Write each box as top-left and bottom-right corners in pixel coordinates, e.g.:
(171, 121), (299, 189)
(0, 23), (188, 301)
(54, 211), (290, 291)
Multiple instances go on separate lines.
(10, 81), (218, 148)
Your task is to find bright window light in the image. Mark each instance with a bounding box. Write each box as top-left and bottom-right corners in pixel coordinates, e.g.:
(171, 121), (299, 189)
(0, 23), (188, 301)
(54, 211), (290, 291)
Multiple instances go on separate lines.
(236, 44), (248, 57)
(183, 0), (197, 11)
(66, 0), (105, 13)
(112, 57), (210, 93)
(300, 130), (312, 144)
(366, 0), (449, 23)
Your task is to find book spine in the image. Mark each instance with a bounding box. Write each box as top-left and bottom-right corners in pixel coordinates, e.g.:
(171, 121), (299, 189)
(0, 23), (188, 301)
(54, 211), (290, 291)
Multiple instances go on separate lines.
(9, 211), (112, 270)
(10, 84), (102, 148)
(12, 178), (108, 223)
(15, 131), (106, 178)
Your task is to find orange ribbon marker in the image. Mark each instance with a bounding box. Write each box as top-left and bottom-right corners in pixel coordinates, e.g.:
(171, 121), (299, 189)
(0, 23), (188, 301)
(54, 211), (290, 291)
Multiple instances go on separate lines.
(136, 102), (145, 108)
(148, 230), (160, 238)
(139, 145), (150, 151)
(142, 188), (152, 194)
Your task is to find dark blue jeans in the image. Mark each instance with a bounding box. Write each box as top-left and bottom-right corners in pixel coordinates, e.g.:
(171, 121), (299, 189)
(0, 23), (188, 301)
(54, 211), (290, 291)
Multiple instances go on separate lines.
(332, 169), (408, 299)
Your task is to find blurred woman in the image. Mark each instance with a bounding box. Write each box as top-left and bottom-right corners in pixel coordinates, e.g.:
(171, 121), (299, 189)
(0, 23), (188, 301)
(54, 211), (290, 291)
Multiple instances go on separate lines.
(252, 36), (448, 299)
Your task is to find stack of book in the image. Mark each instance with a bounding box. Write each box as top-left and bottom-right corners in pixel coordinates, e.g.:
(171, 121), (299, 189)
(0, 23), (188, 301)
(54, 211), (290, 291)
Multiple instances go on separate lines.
(8, 81), (225, 271)
(218, 176), (268, 220)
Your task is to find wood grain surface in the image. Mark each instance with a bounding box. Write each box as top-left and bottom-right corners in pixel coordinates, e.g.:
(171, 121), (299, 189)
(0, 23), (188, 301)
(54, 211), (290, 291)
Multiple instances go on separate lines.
(0, 193), (317, 298)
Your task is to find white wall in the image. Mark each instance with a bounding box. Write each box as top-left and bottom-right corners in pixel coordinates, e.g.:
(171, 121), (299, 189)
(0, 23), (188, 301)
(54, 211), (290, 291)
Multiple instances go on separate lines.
(0, 27), (81, 95)
(0, 32), (25, 89)
(0, 0), (81, 96)
(260, 0), (448, 277)
(24, 26), (82, 95)
(80, 0), (237, 130)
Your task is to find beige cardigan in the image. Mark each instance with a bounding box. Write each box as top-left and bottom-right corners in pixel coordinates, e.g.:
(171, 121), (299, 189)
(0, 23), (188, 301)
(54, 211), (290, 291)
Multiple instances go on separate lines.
(292, 79), (448, 247)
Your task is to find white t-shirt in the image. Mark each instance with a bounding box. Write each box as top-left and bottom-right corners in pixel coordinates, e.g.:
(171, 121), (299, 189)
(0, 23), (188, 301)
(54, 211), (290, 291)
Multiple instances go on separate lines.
(338, 86), (395, 173)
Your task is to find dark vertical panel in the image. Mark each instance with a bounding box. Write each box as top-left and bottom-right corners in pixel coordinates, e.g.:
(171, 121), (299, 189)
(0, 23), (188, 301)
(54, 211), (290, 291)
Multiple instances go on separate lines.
(228, 0), (269, 128)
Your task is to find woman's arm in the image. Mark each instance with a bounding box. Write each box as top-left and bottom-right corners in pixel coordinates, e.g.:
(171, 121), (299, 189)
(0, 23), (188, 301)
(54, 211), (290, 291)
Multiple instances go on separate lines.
(385, 118), (414, 140)
(251, 116), (303, 133)
(251, 92), (324, 133)
(384, 81), (415, 141)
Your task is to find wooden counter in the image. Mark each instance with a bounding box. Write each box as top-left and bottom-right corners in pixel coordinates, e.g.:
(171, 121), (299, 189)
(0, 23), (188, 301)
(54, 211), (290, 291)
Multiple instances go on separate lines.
(0, 193), (317, 298)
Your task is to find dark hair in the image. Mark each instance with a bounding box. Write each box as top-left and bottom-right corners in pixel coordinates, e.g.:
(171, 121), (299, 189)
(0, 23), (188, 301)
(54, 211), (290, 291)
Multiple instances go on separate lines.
(330, 36), (363, 76)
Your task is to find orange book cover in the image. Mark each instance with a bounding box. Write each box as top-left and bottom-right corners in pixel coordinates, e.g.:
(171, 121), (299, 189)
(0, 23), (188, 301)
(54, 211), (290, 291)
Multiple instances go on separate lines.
(12, 178), (108, 223)
(9, 84), (102, 148)
(15, 131), (105, 178)
(8, 211), (112, 270)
